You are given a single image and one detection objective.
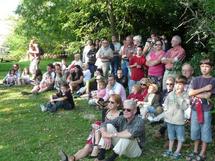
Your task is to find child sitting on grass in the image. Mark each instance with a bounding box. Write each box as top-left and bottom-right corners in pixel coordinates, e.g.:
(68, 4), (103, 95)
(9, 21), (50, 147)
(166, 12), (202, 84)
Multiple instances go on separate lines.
(19, 67), (31, 85)
(3, 69), (17, 86)
(88, 79), (106, 106)
(162, 75), (190, 160)
(138, 83), (161, 120)
(40, 83), (75, 112)
(127, 84), (144, 102)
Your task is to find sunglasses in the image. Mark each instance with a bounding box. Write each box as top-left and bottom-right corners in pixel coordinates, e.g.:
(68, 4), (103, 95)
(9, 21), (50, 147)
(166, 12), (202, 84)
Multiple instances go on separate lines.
(123, 108), (132, 112)
(140, 83), (146, 86)
(155, 43), (162, 46)
(166, 83), (174, 86)
(108, 101), (115, 104)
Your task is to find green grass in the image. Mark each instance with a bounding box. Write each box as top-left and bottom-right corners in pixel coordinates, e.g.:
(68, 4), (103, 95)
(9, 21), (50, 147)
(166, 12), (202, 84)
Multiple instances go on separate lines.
(0, 60), (214, 161)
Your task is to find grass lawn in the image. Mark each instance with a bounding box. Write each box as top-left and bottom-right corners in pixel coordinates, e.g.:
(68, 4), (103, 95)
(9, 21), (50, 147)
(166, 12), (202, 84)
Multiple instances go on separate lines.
(0, 59), (214, 161)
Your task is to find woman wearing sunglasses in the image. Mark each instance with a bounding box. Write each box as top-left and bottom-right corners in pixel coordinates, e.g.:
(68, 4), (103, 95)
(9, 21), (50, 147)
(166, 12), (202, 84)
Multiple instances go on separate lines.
(146, 40), (165, 88)
(59, 94), (122, 161)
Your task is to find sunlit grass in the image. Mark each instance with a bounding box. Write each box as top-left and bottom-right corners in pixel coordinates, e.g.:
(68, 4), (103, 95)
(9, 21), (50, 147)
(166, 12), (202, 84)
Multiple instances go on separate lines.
(0, 60), (214, 161)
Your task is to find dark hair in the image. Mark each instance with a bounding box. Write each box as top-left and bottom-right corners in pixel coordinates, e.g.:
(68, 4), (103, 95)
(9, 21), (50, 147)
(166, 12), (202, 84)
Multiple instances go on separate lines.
(200, 58), (213, 67)
(108, 73), (115, 79)
(96, 68), (103, 76)
(175, 75), (187, 84)
(61, 83), (70, 89)
(155, 40), (163, 46)
(137, 45), (143, 49)
(35, 69), (42, 76)
(47, 63), (54, 69)
(55, 63), (61, 68)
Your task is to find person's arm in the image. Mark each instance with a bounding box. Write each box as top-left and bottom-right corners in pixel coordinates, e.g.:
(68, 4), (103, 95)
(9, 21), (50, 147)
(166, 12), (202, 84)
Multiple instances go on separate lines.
(176, 94), (190, 110)
(143, 94), (155, 106)
(195, 92), (212, 99)
(71, 76), (83, 84)
(188, 84), (212, 96)
(102, 88), (110, 101)
(51, 96), (67, 102)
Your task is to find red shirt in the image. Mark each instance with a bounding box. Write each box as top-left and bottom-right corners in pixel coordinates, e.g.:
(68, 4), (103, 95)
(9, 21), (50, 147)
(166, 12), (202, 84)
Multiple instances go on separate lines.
(129, 55), (146, 81)
(127, 93), (145, 101)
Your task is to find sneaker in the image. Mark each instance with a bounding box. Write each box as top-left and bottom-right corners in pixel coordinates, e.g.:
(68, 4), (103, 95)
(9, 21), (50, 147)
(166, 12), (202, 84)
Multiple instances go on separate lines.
(40, 104), (47, 112)
(58, 150), (69, 161)
(171, 152), (181, 160)
(162, 150), (173, 157)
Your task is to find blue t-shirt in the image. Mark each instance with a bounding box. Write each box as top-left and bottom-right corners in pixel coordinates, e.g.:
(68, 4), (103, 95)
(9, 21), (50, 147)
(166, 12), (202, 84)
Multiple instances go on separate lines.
(190, 76), (215, 111)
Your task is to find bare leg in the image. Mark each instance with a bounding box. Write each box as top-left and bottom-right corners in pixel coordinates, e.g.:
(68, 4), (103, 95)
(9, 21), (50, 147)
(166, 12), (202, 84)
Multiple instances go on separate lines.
(199, 142), (207, 157)
(175, 141), (183, 153)
(169, 140), (174, 152)
(91, 130), (101, 157)
(69, 144), (92, 161)
(194, 140), (200, 153)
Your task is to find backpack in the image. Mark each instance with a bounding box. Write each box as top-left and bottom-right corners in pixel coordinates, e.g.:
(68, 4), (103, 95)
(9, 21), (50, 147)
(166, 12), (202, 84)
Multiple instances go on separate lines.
(38, 45), (44, 55)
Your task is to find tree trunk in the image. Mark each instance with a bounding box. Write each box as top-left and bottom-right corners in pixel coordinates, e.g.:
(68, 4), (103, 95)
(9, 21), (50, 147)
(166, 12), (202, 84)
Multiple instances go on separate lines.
(106, 0), (116, 36)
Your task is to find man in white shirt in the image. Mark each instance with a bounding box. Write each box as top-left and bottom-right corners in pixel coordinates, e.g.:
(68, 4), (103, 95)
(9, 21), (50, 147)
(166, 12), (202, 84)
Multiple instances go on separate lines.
(96, 39), (113, 78)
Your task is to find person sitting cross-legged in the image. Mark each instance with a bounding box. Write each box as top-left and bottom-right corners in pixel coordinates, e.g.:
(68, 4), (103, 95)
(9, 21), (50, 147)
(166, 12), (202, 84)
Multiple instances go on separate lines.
(94, 99), (144, 161)
(40, 83), (75, 112)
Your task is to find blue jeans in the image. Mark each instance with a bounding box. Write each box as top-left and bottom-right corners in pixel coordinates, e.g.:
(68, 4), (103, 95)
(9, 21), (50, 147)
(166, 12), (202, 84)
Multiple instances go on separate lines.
(46, 101), (72, 112)
(121, 60), (129, 78)
(111, 56), (120, 76)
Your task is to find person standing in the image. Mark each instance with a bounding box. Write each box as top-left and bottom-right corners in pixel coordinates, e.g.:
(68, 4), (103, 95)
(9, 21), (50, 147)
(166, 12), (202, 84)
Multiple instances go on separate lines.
(161, 35), (185, 90)
(186, 58), (215, 161)
(95, 39), (113, 78)
(28, 39), (41, 77)
(110, 36), (121, 76)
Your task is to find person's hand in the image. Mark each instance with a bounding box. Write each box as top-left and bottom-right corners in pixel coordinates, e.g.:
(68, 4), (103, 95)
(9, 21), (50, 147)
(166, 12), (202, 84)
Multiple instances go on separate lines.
(203, 84), (212, 91)
(136, 64), (142, 68)
(92, 123), (100, 130)
(101, 131), (112, 138)
(122, 55), (127, 58)
(103, 138), (112, 149)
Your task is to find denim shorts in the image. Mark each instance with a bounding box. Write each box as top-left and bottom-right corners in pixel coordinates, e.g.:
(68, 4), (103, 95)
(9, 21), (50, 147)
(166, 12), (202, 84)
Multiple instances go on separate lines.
(167, 123), (185, 142)
(191, 110), (212, 143)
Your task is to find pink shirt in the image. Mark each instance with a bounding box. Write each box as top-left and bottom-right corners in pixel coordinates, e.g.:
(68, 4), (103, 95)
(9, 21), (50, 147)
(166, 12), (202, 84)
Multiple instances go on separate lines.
(97, 88), (106, 98)
(164, 46), (185, 70)
(148, 50), (165, 76)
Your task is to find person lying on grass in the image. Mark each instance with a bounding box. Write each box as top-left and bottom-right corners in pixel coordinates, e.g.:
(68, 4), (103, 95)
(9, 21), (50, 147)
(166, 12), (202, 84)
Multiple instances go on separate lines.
(59, 94), (122, 161)
(40, 83), (75, 112)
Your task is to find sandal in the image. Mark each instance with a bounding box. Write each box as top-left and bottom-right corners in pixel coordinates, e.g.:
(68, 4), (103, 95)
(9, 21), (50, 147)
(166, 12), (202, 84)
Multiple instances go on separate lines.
(171, 152), (182, 160)
(186, 152), (198, 161)
(192, 154), (206, 161)
(162, 150), (173, 157)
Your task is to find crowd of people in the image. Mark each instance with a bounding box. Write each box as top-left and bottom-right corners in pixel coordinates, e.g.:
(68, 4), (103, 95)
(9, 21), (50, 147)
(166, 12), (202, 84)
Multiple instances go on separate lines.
(1, 34), (215, 161)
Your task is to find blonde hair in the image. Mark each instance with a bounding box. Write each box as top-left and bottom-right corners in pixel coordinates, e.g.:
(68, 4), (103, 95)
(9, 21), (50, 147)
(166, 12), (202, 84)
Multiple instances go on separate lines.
(132, 84), (141, 93)
(149, 83), (158, 93)
(74, 53), (80, 60)
(110, 94), (123, 108)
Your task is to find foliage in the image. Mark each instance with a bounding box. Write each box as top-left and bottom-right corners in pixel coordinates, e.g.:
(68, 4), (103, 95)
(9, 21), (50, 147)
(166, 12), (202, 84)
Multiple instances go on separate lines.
(175, 0), (215, 58)
(6, 0), (183, 56)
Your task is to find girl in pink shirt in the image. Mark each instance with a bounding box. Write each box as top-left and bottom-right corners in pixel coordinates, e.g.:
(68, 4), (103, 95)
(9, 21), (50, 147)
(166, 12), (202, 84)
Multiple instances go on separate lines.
(88, 80), (106, 105)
